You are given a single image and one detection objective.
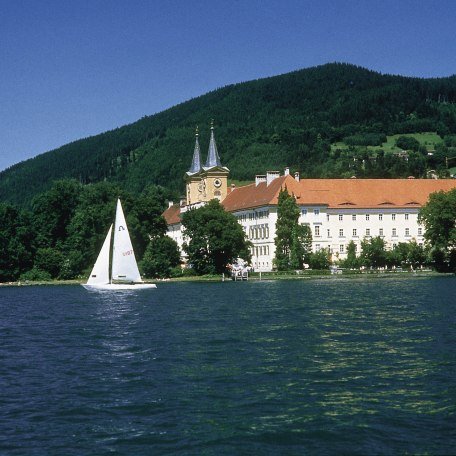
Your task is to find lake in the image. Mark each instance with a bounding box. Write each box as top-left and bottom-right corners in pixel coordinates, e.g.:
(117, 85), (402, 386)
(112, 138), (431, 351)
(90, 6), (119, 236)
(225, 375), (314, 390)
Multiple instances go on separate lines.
(0, 277), (455, 455)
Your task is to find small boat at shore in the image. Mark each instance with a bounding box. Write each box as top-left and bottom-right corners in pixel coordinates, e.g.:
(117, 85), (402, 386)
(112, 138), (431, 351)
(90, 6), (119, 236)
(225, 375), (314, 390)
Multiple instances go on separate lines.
(82, 199), (156, 291)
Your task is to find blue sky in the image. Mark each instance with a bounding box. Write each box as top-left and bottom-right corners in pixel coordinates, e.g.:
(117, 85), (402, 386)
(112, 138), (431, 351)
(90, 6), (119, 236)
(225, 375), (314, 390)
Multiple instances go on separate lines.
(1, 0), (455, 171)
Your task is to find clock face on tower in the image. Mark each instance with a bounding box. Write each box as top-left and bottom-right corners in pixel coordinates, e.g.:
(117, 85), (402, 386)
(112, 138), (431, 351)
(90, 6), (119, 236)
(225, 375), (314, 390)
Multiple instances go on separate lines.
(213, 178), (222, 188)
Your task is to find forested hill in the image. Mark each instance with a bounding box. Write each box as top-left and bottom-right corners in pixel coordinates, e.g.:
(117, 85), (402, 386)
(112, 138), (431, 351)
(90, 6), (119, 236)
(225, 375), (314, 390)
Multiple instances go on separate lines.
(2, 62), (456, 207)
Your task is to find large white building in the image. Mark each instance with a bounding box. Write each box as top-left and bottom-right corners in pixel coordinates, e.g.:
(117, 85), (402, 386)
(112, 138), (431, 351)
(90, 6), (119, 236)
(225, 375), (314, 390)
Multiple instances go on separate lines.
(164, 129), (456, 271)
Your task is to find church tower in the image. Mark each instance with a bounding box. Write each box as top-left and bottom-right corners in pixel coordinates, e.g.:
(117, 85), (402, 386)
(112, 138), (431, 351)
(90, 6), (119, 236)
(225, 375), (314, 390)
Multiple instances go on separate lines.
(185, 127), (203, 205)
(200, 121), (229, 202)
(185, 122), (229, 205)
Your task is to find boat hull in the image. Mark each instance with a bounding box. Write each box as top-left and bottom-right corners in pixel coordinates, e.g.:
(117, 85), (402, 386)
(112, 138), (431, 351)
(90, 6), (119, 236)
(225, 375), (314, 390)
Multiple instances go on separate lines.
(82, 283), (157, 291)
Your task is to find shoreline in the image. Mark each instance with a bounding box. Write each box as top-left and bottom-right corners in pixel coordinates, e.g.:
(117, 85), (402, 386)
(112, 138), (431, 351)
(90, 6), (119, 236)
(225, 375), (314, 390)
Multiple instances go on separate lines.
(0, 269), (451, 287)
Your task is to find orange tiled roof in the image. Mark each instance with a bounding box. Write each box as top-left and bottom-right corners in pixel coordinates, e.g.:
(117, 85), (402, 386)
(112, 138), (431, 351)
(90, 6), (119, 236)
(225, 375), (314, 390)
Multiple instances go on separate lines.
(163, 176), (456, 224)
(163, 204), (181, 225)
(223, 176), (456, 210)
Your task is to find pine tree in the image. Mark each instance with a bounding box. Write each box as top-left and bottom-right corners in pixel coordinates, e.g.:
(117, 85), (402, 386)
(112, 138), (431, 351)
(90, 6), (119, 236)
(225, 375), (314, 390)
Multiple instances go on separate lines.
(274, 187), (301, 270)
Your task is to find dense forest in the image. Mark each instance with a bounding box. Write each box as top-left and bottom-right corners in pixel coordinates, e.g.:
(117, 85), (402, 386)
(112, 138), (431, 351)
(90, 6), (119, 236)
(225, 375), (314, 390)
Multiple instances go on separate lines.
(0, 179), (181, 282)
(2, 63), (456, 207)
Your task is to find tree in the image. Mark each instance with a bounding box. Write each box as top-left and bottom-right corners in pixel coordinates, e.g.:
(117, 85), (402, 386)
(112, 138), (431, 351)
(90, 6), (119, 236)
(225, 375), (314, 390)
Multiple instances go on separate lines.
(395, 136), (420, 151)
(32, 179), (82, 249)
(309, 248), (331, 270)
(274, 187), (300, 270)
(342, 240), (360, 269)
(407, 240), (426, 268)
(419, 188), (456, 271)
(34, 247), (64, 278)
(181, 199), (251, 274)
(141, 236), (181, 278)
(360, 236), (387, 268)
(0, 204), (35, 281)
(290, 224), (313, 269)
(123, 186), (168, 259)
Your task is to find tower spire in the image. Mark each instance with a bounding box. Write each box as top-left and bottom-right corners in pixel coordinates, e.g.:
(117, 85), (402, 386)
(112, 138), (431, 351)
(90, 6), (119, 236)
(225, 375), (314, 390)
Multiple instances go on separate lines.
(204, 120), (222, 169)
(187, 126), (202, 174)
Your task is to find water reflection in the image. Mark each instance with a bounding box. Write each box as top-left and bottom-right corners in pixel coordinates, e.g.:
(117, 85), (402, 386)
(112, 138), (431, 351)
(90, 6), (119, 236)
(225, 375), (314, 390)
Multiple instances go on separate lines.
(1, 279), (454, 454)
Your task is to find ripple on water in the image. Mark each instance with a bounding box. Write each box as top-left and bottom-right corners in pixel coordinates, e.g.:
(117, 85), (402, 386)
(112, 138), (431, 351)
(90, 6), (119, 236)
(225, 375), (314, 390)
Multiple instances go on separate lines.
(0, 278), (455, 455)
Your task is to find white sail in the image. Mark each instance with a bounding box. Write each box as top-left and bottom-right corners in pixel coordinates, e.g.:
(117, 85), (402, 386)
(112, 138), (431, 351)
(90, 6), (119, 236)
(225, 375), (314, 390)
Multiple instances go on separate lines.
(87, 225), (112, 285)
(112, 199), (142, 283)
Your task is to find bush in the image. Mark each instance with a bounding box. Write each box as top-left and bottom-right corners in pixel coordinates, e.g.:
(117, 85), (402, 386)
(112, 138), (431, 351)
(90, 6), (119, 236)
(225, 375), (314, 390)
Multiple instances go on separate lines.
(343, 133), (386, 146)
(140, 236), (181, 278)
(20, 268), (52, 282)
(309, 249), (331, 269)
(395, 136), (420, 151)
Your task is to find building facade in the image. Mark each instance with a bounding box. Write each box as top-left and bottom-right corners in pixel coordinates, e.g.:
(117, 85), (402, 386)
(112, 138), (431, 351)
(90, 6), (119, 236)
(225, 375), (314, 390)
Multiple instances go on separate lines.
(164, 129), (456, 271)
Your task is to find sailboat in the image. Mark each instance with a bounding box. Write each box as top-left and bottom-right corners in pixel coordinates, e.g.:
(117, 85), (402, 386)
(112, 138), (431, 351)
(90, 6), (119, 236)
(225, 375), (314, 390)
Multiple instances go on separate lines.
(82, 199), (157, 290)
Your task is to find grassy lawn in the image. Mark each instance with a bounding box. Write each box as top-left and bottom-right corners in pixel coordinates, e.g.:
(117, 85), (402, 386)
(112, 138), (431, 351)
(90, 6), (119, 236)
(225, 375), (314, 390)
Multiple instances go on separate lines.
(229, 178), (254, 187)
(332, 132), (442, 153)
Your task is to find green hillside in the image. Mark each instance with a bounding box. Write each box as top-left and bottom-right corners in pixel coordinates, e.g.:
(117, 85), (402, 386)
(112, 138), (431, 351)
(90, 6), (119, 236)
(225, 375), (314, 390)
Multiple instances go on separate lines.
(2, 62), (456, 207)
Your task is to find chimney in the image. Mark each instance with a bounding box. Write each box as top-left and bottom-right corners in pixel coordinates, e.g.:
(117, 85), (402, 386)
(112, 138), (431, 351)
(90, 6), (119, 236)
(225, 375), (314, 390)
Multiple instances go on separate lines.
(168, 201), (174, 208)
(284, 167), (290, 176)
(294, 172), (300, 182)
(255, 175), (266, 186)
(266, 171), (280, 186)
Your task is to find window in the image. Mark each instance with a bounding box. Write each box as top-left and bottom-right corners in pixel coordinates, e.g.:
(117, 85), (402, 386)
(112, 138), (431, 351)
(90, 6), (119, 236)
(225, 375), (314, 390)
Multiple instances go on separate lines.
(301, 209), (307, 216)
(339, 214), (343, 221)
(418, 227), (422, 236)
(326, 214), (330, 221)
(353, 228), (357, 236)
(339, 229), (344, 237)
(405, 213), (409, 220)
(379, 228), (383, 236)
(366, 214), (370, 221)
(314, 209), (320, 216)
(366, 228), (370, 236)
(340, 244), (344, 253)
(354, 244), (358, 252)
(392, 228), (397, 237)
(315, 244), (321, 251)
(315, 225), (320, 236)
(405, 228), (410, 236)
(379, 214), (383, 221)
(392, 214), (396, 221)
(327, 229), (331, 237)
(352, 214), (357, 221)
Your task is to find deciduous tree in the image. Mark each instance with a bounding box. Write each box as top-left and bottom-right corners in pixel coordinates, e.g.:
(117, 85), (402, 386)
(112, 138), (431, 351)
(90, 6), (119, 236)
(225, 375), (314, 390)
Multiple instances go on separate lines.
(182, 199), (251, 274)
(141, 236), (181, 278)
(419, 188), (456, 271)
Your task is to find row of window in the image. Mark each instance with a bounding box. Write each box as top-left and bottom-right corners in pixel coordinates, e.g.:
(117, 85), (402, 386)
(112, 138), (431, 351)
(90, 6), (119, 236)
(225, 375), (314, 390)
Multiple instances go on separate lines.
(236, 210), (270, 222)
(314, 226), (422, 237)
(248, 224), (270, 240)
(302, 211), (412, 221)
(336, 241), (423, 254)
(251, 245), (270, 257)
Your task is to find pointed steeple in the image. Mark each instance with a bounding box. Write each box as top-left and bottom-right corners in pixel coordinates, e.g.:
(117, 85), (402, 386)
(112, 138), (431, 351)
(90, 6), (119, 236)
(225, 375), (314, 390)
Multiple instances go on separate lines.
(187, 126), (202, 175)
(204, 120), (222, 169)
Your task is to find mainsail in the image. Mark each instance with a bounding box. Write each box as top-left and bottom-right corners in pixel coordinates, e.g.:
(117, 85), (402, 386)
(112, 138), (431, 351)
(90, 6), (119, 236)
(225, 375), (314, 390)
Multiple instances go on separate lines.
(87, 224), (112, 285)
(112, 199), (142, 283)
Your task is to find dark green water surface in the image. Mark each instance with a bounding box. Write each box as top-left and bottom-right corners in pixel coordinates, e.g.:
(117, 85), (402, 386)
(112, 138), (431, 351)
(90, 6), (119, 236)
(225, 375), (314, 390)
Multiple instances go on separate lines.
(0, 277), (455, 455)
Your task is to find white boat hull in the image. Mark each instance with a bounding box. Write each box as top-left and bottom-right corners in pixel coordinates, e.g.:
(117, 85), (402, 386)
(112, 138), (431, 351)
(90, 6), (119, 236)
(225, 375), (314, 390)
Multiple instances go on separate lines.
(82, 283), (157, 291)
